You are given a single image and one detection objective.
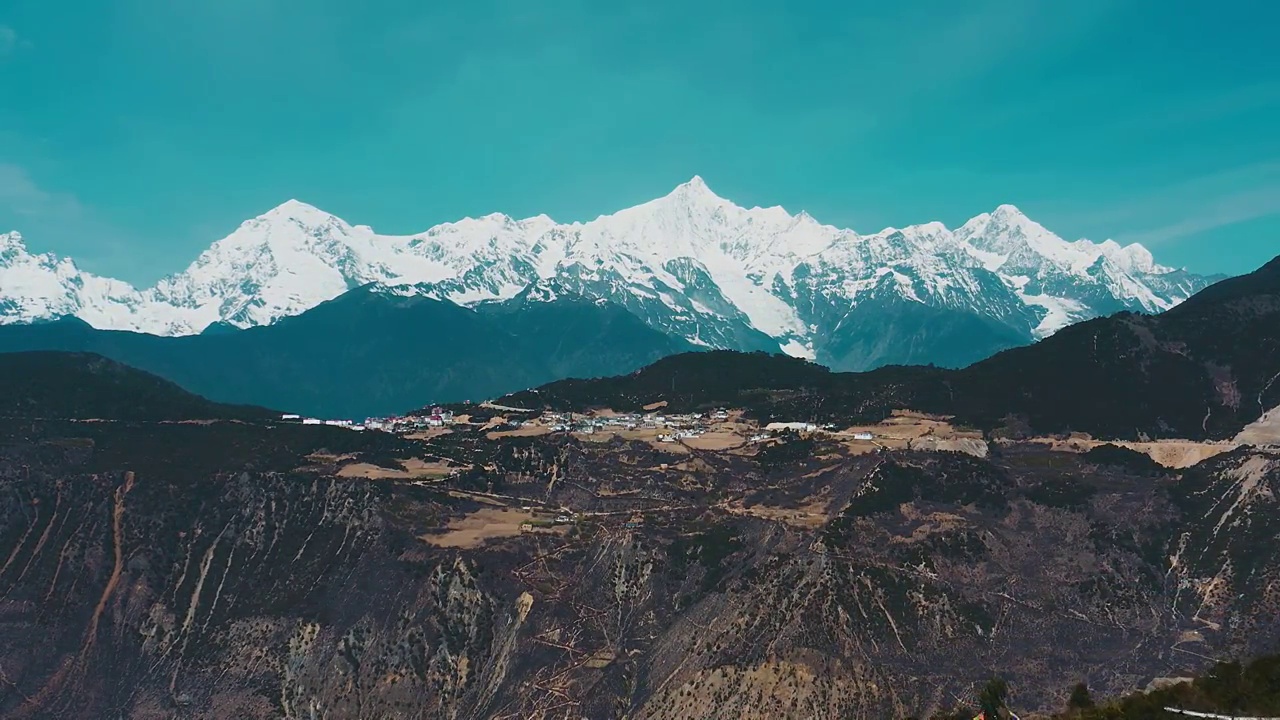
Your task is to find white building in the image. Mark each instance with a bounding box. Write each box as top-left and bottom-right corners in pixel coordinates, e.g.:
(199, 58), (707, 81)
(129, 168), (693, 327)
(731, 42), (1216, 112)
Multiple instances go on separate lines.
(765, 422), (817, 432)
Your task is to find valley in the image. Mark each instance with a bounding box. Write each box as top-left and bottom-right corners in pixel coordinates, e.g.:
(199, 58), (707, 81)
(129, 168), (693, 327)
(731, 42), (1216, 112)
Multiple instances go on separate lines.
(0, 250), (1275, 719)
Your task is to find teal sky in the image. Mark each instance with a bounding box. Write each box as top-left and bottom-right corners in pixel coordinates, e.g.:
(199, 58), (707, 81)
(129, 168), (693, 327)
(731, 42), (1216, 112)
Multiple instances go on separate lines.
(1, 0), (1277, 285)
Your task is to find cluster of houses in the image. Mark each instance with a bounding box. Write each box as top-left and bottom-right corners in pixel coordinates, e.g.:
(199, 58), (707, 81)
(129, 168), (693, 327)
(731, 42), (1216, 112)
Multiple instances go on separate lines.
(542, 409), (732, 435)
(280, 404), (879, 444)
(763, 421), (875, 441)
(280, 413), (369, 430)
(280, 406), (458, 433)
(365, 407), (457, 432)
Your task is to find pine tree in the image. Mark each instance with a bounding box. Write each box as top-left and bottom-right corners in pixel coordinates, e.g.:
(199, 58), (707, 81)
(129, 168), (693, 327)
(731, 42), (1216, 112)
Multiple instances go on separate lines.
(979, 678), (1009, 719)
(1068, 682), (1094, 711)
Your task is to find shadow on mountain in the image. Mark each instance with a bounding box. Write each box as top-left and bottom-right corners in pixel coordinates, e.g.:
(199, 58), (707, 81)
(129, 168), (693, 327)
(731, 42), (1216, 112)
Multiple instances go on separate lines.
(817, 297), (1030, 370)
(0, 284), (693, 418)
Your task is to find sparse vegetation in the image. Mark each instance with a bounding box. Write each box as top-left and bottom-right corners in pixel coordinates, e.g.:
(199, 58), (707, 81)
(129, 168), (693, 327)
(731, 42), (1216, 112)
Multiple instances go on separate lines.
(1055, 655), (1280, 720)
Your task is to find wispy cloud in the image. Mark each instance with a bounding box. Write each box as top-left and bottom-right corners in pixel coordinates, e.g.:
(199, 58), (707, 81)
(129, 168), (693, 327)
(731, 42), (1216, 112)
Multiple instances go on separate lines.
(0, 25), (17, 56)
(0, 24), (33, 57)
(0, 163), (131, 269)
(0, 163), (85, 219)
(1105, 161), (1280, 246)
(1120, 186), (1280, 246)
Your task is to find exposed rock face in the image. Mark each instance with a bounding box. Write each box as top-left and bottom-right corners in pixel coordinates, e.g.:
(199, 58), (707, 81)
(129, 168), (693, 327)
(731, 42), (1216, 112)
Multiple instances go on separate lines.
(1, 420), (1277, 719)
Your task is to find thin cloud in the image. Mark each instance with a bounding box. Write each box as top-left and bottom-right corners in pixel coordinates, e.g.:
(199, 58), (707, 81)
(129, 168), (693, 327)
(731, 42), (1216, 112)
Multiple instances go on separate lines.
(0, 163), (84, 219)
(0, 163), (132, 271)
(1120, 185), (1280, 246)
(0, 25), (17, 56)
(1082, 161), (1280, 246)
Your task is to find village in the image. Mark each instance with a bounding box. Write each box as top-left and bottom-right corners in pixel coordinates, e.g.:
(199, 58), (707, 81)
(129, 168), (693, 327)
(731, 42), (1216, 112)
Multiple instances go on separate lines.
(276, 401), (991, 457)
(283, 404), (829, 442)
(282, 401), (995, 551)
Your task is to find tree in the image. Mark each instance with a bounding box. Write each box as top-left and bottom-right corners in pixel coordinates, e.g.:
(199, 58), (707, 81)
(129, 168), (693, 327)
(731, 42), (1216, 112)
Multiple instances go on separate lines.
(1068, 682), (1095, 711)
(979, 678), (1009, 719)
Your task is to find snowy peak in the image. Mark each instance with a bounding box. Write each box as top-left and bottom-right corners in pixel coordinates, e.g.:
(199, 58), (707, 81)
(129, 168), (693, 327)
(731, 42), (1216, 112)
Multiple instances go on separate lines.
(665, 175), (721, 202)
(1095, 239), (1161, 275)
(0, 232), (61, 267)
(633, 175), (733, 225)
(957, 204), (1055, 260)
(0, 231), (25, 255)
(0, 230), (155, 329)
(0, 178), (1215, 370)
(259, 198), (338, 223)
(957, 204), (1163, 278)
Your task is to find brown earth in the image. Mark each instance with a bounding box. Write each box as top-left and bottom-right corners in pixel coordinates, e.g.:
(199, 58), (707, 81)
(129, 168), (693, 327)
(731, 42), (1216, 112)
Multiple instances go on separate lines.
(487, 425), (552, 440)
(420, 507), (540, 548)
(681, 431), (747, 451)
(1020, 437), (1236, 469)
(336, 457), (458, 480)
(404, 428), (453, 440)
(1235, 405), (1280, 447)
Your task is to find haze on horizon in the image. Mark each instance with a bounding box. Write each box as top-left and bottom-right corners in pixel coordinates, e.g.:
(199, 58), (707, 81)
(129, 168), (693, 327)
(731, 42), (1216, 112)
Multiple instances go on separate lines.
(0, 0), (1276, 284)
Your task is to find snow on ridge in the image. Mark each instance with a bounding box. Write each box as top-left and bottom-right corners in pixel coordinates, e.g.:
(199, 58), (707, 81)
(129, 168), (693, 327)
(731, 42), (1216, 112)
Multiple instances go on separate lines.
(0, 177), (1206, 353)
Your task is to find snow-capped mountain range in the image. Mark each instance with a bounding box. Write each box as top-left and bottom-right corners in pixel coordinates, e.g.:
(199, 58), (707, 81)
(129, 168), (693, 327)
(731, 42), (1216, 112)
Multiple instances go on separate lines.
(0, 176), (1216, 370)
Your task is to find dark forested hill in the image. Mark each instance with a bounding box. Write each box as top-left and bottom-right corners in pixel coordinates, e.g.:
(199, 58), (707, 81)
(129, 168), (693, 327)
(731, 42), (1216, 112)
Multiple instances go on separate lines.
(0, 285), (692, 418)
(0, 351), (275, 421)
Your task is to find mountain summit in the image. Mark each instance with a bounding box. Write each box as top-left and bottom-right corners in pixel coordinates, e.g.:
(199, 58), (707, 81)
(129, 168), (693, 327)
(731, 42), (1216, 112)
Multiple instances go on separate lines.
(0, 179), (1218, 370)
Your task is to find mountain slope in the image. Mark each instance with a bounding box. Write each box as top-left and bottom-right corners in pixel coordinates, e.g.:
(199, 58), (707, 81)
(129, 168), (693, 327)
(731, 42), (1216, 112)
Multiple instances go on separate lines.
(472, 279), (696, 380)
(0, 285), (692, 418)
(505, 253), (1280, 441)
(948, 254), (1280, 439)
(0, 351), (274, 421)
(0, 180), (1218, 371)
(1, 411), (1277, 718)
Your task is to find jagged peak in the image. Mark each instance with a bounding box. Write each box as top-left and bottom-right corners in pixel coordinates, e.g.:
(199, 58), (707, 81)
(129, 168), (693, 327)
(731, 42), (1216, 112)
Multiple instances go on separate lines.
(664, 175), (725, 204)
(680, 174), (709, 190)
(958, 203), (1036, 232)
(1101, 239), (1160, 274)
(0, 230), (26, 251)
(0, 231), (85, 272)
(257, 199), (341, 225)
